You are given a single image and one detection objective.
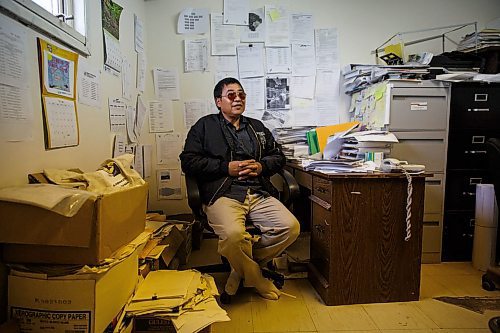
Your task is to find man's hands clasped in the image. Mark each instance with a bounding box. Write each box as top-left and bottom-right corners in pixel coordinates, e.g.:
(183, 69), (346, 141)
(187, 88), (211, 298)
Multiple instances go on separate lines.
(228, 159), (262, 180)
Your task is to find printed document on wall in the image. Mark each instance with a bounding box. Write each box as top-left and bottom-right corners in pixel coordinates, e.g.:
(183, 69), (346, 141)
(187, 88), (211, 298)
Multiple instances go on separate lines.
(240, 77), (265, 110)
(77, 58), (101, 108)
(223, 0), (249, 25)
(290, 13), (314, 46)
(240, 8), (265, 42)
(265, 6), (289, 47)
(156, 133), (182, 166)
(315, 28), (339, 70)
(109, 97), (127, 133)
(157, 169), (182, 200)
(0, 15), (32, 141)
(292, 44), (315, 76)
(214, 56), (238, 83)
(137, 51), (146, 93)
(42, 96), (79, 148)
(210, 13), (239, 55)
(177, 8), (209, 34)
(149, 100), (174, 133)
(121, 56), (134, 101)
(153, 68), (180, 100)
(237, 44), (265, 78)
(184, 39), (208, 72)
(184, 99), (208, 128)
(134, 14), (145, 52)
(266, 47), (291, 74)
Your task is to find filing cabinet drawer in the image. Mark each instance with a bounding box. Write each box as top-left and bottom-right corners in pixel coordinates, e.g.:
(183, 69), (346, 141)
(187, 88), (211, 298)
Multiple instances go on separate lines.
(389, 86), (449, 131)
(389, 138), (446, 172)
(444, 170), (487, 211)
(424, 174), (444, 214)
(447, 130), (497, 169)
(311, 202), (331, 256)
(450, 84), (500, 130)
(422, 222), (442, 253)
(442, 211), (475, 261)
(312, 176), (332, 204)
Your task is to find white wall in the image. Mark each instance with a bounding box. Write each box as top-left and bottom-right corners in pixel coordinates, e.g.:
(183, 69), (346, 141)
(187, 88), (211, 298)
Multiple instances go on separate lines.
(1, 0), (499, 216)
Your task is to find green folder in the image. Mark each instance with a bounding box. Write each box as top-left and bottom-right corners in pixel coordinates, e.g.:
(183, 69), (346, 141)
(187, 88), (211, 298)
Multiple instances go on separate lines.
(306, 129), (319, 155)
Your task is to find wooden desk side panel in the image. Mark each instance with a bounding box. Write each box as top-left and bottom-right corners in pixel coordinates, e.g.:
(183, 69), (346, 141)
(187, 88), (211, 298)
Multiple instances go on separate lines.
(310, 176), (425, 306)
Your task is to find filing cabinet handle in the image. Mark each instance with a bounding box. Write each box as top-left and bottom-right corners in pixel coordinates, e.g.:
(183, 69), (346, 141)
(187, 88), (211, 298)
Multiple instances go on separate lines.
(323, 219), (330, 226)
(464, 150), (487, 154)
(467, 108), (490, 112)
(469, 218), (475, 227)
(474, 93), (488, 101)
(350, 191), (361, 195)
(462, 191), (476, 197)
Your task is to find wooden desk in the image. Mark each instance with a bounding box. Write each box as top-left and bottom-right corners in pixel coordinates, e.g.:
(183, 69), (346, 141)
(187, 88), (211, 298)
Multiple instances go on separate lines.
(286, 163), (425, 306)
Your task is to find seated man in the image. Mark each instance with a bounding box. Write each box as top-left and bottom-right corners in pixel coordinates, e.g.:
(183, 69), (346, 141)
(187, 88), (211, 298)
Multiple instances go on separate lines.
(180, 77), (300, 300)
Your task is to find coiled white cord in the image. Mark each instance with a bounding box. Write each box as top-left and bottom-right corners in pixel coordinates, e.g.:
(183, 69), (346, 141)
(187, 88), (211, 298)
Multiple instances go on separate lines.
(403, 169), (413, 241)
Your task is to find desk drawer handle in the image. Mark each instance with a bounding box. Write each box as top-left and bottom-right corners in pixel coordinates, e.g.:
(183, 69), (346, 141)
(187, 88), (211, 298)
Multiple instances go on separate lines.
(315, 187), (328, 194)
(350, 191), (361, 195)
(462, 191), (476, 197)
(309, 195), (331, 210)
(323, 219), (330, 226)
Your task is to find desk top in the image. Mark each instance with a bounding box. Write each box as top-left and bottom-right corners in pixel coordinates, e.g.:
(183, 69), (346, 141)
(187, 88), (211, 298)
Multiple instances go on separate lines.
(286, 162), (431, 179)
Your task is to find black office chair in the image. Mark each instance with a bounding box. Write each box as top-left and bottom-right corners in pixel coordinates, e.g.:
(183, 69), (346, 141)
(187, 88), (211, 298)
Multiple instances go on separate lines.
(185, 169), (300, 303)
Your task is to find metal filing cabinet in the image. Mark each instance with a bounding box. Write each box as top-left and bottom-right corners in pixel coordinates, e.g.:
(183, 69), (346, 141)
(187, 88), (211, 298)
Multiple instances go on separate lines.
(385, 81), (451, 263)
(442, 82), (500, 261)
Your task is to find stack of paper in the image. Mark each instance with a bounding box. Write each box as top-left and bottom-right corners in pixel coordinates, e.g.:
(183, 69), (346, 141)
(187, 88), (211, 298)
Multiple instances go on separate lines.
(340, 131), (398, 161)
(118, 270), (229, 333)
(342, 64), (430, 95)
(457, 28), (500, 52)
(275, 126), (314, 160)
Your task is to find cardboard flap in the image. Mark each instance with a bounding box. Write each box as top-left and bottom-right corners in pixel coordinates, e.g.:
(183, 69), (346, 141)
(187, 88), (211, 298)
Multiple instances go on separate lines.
(0, 199), (96, 247)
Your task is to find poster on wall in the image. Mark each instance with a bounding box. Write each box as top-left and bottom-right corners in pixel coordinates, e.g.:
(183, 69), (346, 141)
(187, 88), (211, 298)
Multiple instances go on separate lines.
(157, 169), (182, 200)
(37, 38), (79, 149)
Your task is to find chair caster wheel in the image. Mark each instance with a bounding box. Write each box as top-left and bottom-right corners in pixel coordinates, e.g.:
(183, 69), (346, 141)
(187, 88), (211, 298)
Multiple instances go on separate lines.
(220, 292), (232, 304)
(482, 274), (496, 291)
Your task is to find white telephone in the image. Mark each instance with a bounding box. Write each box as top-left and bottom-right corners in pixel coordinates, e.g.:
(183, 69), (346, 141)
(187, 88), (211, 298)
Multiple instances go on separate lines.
(380, 158), (425, 173)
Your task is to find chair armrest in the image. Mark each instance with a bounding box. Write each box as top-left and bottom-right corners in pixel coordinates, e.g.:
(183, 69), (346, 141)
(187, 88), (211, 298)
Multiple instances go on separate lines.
(278, 169), (299, 207)
(185, 174), (202, 217)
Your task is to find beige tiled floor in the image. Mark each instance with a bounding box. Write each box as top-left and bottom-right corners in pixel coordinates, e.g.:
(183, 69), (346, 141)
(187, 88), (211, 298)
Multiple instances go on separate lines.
(208, 262), (500, 332)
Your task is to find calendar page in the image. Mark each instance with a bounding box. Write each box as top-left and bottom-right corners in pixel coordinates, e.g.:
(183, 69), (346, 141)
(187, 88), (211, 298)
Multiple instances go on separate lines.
(42, 96), (79, 148)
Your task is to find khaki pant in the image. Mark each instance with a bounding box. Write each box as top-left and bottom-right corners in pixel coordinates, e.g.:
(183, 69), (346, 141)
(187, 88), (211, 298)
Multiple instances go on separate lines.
(204, 191), (300, 293)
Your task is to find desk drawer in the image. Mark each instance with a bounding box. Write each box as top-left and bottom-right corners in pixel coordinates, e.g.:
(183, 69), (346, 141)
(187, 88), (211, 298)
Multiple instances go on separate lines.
(312, 176), (332, 204)
(311, 202), (331, 256)
(310, 245), (330, 283)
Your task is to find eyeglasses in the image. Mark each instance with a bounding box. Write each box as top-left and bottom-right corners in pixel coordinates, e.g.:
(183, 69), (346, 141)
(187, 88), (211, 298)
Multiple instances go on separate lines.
(221, 91), (246, 101)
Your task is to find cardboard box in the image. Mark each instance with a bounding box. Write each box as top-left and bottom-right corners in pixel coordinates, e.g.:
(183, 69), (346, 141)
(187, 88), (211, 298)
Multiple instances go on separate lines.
(134, 316), (211, 333)
(8, 248), (139, 333)
(0, 184), (148, 265)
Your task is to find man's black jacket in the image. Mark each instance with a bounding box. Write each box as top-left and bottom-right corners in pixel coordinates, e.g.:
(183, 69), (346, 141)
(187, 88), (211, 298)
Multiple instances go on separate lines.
(179, 112), (285, 205)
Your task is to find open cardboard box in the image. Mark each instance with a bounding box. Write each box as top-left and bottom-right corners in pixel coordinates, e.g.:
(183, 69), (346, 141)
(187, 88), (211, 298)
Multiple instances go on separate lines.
(8, 247), (139, 333)
(0, 183), (148, 265)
